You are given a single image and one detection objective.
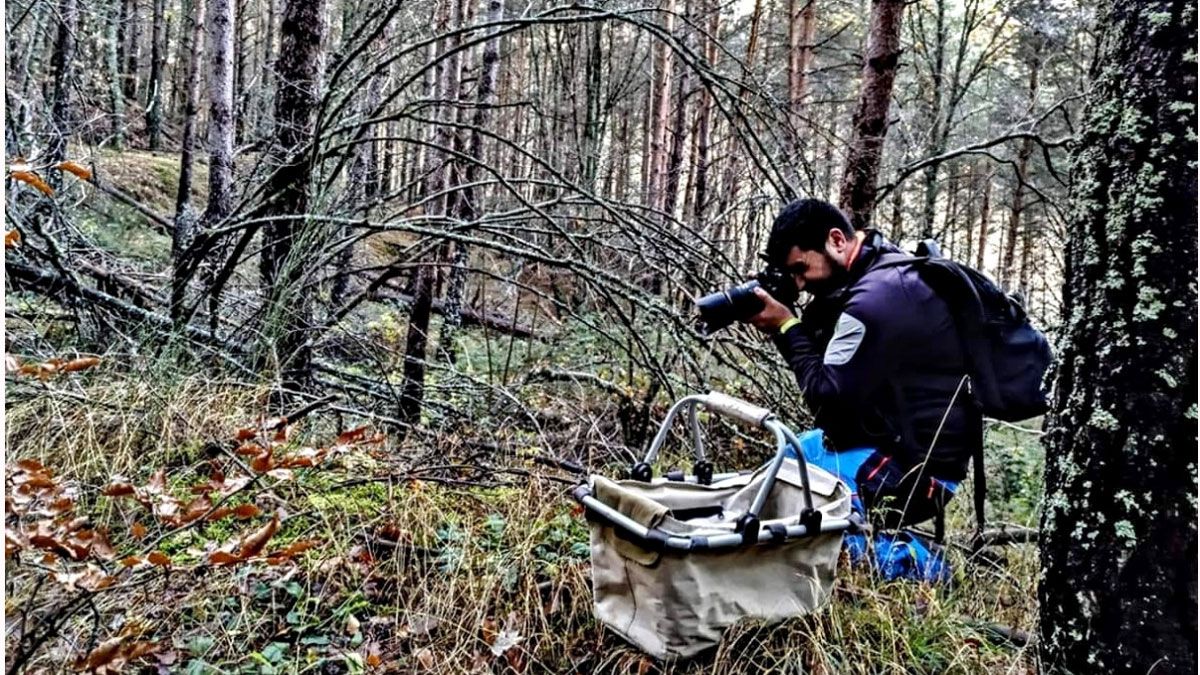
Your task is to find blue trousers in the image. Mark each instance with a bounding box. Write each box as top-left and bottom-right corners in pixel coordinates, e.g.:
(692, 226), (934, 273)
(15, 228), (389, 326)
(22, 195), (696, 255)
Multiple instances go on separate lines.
(783, 429), (959, 514)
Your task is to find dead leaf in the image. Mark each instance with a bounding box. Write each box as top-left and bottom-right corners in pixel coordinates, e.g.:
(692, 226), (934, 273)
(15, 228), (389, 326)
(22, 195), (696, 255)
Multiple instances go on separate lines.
(237, 514), (279, 558)
(4, 229), (20, 249)
(61, 356), (101, 373)
(54, 160), (93, 181)
(414, 647), (435, 670)
(130, 522), (148, 539)
(345, 614), (361, 636)
(208, 550), (242, 565)
(147, 551), (171, 566)
(102, 481), (136, 497)
(119, 556), (144, 567)
(337, 426), (369, 444)
(10, 170), (53, 196)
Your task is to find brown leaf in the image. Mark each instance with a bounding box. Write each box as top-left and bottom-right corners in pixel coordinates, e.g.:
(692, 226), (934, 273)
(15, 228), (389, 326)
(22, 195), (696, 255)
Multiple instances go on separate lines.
(119, 556), (144, 567)
(61, 356), (101, 373)
(180, 495), (213, 523)
(237, 514), (279, 558)
(279, 540), (317, 556)
(91, 530), (116, 560)
(4, 229), (20, 249)
(10, 170), (53, 196)
(54, 160), (93, 181)
(147, 551), (171, 566)
(130, 522), (148, 539)
(6, 527), (28, 557)
(337, 426), (369, 444)
(250, 449), (274, 472)
(15, 458), (44, 472)
(102, 481), (136, 497)
(234, 427), (257, 441)
(82, 636), (123, 671)
(235, 442), (264, 456)
(208, 550), (242, 565)
(481, 617), (498, 646)
(206, 507), (233, 521)
(232, 503), (262, 519)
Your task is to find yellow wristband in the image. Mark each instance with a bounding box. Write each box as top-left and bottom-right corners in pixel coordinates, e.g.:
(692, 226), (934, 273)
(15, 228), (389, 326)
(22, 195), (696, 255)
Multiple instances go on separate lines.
(779, 317), (801, 335)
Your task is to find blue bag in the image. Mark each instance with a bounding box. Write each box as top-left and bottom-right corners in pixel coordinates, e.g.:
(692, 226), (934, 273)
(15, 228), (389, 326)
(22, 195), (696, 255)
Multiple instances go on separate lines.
(844, 530), (951, 584)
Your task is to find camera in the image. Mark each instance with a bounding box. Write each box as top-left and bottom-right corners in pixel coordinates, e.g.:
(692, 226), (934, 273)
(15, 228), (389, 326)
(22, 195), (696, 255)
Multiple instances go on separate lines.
(695, 266), (799, 335)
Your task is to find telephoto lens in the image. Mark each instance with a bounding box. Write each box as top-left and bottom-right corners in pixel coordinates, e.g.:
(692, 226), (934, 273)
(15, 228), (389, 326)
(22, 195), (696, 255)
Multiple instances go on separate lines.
(695, 280), (767, 335)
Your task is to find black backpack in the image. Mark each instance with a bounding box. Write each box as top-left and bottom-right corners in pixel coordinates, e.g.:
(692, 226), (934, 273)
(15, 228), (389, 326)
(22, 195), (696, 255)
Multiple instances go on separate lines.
(883, 241), (1053, 547)
(889, 240), (1054, 422)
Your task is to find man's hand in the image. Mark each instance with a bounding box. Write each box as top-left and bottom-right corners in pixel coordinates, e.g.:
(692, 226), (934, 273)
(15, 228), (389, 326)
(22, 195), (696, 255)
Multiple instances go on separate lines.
(746, 287), (794, 333)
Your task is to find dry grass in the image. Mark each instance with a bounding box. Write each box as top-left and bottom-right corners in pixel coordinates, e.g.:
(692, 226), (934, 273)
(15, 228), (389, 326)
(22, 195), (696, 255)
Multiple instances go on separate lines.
(4, 364), (1040, 674)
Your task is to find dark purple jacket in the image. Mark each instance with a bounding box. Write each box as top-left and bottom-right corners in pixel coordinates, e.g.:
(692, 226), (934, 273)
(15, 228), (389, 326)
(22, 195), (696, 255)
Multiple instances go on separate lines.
(771, 232), (981, 481)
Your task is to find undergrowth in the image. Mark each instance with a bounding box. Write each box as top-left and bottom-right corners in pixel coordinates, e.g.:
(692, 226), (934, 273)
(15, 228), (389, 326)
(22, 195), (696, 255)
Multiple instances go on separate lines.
(4, 359), (1042, 674)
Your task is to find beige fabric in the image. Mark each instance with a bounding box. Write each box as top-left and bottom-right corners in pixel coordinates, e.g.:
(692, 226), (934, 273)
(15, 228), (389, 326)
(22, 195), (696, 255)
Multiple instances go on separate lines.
(587, 458), (852, 660)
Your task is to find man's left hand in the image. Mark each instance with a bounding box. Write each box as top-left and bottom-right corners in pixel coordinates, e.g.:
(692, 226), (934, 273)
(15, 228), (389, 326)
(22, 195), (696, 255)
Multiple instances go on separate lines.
(746, 287), (794, 333)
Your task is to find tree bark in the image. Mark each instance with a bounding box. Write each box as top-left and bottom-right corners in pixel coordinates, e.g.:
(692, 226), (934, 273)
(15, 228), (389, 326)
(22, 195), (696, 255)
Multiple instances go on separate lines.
(441, 0), (507, 363)
(258, 0), (329, 392)
(174, 0), (207, 220)
(122, 0), (142, 102)
(975, 163), (991, 271)
(837, 0), (905, 228)
(1000, 45), (1041, 290)
(49, 0), (79, 187)
(145, 0), (167, 151)
(107, 0), (127, 149)
(1039, 2), (1197, 673)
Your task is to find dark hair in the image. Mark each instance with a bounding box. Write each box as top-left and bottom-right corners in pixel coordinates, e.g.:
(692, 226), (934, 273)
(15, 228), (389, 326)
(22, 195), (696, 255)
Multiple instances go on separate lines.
(765, 198), (853, 264)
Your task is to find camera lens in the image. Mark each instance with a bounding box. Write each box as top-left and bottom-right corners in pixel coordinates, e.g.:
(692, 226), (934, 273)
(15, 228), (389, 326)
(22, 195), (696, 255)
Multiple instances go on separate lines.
(696, 280), (766, 335)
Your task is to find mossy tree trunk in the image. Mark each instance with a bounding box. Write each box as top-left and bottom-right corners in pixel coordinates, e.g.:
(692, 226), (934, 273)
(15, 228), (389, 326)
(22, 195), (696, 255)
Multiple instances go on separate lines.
(1039, 1), (1197, 673)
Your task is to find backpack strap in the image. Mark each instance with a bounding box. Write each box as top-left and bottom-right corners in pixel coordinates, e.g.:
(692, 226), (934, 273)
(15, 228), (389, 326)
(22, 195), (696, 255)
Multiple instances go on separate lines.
(971, 418), (987, 551)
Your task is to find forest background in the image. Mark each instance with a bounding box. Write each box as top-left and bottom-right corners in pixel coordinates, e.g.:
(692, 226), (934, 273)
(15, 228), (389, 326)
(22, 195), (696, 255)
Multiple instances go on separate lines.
(3, 0), (1195, 672)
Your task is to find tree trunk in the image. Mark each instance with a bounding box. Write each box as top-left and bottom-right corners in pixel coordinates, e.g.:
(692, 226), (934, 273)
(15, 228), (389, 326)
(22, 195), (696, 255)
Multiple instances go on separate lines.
(399, 0), (461, 429)
(441, 0), (506, 364)
(999, 43), (1041, 289)
(187, 0), (237, 328)
(123, 0), (142, 102)
(919, 0), (947, 238)
(258, 0), (328, 392)
(174, 0), (207, 220)
(107, 0), (127, 149)
(691, 2), (718, 224)
(837, 0), (904, 228)
(648, 0), (677, 214)
(49, 0), (79, 188)
(975, 164), (991, 271)
(1039, 2), (1196, 674)
(145, 0), (167, 151)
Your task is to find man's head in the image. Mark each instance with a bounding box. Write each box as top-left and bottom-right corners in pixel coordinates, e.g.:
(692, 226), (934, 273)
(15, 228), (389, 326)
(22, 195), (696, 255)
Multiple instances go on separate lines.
(765, 199), (860, 297)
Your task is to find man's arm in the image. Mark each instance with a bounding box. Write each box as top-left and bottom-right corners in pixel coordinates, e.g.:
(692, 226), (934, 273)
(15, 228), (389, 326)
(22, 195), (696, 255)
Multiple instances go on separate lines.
(755, 284), (906, 408)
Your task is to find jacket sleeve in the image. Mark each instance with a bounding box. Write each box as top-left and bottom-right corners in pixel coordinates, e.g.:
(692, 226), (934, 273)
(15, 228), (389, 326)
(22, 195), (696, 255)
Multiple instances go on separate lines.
(771, 277), (909, 409)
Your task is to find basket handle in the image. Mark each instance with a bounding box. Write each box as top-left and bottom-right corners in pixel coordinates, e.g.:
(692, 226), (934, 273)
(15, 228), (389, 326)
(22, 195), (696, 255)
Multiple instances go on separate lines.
(699, 391), (775, 428)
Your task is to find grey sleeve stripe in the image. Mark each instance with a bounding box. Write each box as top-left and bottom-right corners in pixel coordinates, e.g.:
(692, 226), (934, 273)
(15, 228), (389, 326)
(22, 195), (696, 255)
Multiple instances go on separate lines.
(823, 313), (866, 366)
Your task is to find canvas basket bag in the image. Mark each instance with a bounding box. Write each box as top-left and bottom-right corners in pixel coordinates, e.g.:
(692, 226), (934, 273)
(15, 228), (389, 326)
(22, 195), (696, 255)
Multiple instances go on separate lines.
(575, 393), (856, 660)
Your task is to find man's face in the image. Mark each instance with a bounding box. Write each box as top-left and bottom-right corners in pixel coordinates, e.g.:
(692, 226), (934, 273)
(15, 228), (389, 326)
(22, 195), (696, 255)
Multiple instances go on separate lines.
(783, 229), (853, 297)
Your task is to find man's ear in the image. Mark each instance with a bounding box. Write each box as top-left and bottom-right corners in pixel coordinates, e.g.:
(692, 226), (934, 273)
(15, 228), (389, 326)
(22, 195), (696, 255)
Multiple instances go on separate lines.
(827, 227), (848, 252)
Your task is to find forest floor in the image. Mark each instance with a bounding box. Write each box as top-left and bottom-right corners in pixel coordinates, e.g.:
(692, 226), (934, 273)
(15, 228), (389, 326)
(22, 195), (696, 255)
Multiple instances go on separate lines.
(4, 362), (1045, 675)
(6, 149), (1045, 673)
